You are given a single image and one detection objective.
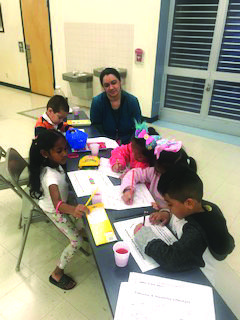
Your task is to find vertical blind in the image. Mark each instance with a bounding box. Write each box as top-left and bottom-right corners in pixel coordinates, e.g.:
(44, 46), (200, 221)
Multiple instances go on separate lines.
(209, 80), (240, 121)
(164, 75), (205, 113)
(217, 0), (240, 73)
(168, 0), (219, 70)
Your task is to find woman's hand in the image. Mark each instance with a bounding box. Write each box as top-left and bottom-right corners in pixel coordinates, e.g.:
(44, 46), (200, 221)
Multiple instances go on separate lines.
(122, 188), (134, 205)
(149, 210), (171, 226)
(134, 223), (143, 234)
(72, 204), (89, 218)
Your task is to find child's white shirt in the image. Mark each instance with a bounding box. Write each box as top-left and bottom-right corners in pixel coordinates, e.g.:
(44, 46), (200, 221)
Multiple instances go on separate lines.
(38, 165), (68, 213)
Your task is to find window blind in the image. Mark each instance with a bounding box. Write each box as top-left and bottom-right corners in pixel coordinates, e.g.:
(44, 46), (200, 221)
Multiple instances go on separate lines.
(217, 0), (240, 73)
(209, 80), (240, 121)
(164, 75), (205, 113)
(169, 0), (219, 70)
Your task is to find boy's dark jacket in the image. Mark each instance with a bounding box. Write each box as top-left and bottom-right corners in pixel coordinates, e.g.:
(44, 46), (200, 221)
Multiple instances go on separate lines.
(185, 200), (235, 260)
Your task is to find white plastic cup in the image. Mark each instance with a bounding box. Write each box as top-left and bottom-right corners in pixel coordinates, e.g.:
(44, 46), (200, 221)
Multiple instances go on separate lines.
(92, 192), (102, 204)
(89, 143), (100, 156)
(113, 241), (130, 267)
(72, 106), (80, 116)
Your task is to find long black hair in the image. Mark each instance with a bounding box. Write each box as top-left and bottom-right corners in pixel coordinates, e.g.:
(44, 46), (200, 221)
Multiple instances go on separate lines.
(154, 147), (197, 174)
(28, 129), (66, 199)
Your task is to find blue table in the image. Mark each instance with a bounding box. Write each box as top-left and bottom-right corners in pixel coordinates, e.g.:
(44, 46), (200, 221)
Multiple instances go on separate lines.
(67, 134), (237, 320)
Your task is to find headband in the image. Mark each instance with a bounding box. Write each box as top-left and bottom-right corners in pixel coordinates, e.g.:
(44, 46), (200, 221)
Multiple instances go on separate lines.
(154, 138), (182, 159)
(135, 122), (162, 150)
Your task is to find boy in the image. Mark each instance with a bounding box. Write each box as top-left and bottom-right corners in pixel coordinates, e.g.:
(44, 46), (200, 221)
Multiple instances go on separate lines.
(35, 95), (71, 136)
(134, 165), (234, 274)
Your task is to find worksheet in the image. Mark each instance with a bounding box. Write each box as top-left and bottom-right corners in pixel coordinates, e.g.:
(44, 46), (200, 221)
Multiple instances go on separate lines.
(98, 157), (122, 178)
(114, 275), (215, 320)
(102, 184), (155, 210)
(114, 216), (177, 272)
(67, 170), (113, 197)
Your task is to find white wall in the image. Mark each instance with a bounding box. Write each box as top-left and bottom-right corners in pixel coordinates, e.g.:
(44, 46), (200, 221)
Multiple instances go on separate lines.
(50, 0), (161, 118)
(0, 0), (29, 88)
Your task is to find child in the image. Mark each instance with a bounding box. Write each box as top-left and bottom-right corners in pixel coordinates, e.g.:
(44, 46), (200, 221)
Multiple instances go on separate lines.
(29, 129), (89, 290)
(121, 135), (196, 212)
(133, 165), (235, 275)
(110, 123), (161, 172)
(35, 95), (71, 136)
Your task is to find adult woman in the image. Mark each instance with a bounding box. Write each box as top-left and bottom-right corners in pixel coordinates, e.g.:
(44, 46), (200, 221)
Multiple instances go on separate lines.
(90, 67), (142, 144)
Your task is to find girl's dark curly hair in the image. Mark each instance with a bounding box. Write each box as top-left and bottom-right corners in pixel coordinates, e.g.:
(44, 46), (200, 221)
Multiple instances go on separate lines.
(28, 129), (66, 199)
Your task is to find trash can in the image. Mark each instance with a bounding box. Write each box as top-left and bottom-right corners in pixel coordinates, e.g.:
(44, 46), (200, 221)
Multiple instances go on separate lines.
(62, 72), (93, 100)
(93, 67), (127, 97)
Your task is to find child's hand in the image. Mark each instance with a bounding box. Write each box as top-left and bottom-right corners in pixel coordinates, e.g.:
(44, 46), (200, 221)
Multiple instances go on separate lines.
(72, 204), (89, 218)
(149, 210), (170, 226)
(122, 188), (134, 205)
(134, 223), (143, 234)
(151, 202), (162, 210)
(112, 161), (124, 172)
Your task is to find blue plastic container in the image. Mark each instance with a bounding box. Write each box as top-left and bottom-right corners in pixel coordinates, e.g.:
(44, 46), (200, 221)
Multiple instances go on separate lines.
(66, 129), (88, 149)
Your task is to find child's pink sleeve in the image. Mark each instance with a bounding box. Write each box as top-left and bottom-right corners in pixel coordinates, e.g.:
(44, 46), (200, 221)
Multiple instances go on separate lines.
(109, 143), (131, 169)
(120, 167), (155, 192)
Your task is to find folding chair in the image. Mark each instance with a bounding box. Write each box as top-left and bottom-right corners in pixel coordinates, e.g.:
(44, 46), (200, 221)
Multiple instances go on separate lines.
(4, 148), (50, 271)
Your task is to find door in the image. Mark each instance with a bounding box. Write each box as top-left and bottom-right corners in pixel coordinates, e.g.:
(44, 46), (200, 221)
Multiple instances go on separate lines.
(160, 0), (240, 136)
(20, 0), (54, 96)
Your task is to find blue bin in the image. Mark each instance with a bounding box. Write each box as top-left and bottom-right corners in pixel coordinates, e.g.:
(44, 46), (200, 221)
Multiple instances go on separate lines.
(66, 129), (88, 149)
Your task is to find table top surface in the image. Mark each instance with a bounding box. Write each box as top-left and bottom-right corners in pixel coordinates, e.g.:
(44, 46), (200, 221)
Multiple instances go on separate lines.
(67, 130), (237, 320)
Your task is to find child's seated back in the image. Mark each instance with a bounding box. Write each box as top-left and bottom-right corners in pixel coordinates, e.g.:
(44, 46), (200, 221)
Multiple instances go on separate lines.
(134, 165), (235, 276)
(35, 95), (71, 136)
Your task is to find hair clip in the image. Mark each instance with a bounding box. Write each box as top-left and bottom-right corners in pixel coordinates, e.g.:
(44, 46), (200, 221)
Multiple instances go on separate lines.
(154, 138), (182, 159)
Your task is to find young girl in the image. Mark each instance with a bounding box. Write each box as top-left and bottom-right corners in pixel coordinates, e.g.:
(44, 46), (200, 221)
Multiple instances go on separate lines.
(121, 135), (197, 226)
(29, 129), (88, 290)
(110, 122), (161, 172)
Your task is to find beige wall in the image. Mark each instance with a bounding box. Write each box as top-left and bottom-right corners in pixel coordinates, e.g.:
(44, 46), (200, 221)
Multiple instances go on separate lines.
(0, 0), (29, 88)
(50, 0), (161, 117)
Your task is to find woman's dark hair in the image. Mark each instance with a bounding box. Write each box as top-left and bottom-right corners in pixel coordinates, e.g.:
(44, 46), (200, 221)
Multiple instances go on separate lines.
(47, 95), (69, 113)
(131, 127), (159, 166)
(28, 129), (66, 199)
(99, 67), (121, 86)
(155, 147), (197, 174)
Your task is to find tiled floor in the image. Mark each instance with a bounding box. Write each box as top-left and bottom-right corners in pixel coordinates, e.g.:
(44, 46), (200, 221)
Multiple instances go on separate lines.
(0, 86), (239, 319)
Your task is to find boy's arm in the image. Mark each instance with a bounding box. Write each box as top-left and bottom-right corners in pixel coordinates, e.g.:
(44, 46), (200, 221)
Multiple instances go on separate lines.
(135, 223), (207, 272)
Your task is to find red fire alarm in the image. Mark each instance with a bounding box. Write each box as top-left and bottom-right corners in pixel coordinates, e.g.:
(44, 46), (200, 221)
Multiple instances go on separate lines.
(135, 48), (144, 62)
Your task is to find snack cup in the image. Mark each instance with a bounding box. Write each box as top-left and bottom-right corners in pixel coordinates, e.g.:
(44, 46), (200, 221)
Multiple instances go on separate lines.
(113, 241), (130, 267)
(92, 192), (102, 204)
(89, 143), (100, 156)
(72, 106), (80, 115)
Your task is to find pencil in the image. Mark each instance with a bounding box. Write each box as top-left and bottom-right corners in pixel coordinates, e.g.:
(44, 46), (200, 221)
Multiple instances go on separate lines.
(143, 211), (147, 226)
(130, 170), (134, 204)
(85, 188), (98, 207)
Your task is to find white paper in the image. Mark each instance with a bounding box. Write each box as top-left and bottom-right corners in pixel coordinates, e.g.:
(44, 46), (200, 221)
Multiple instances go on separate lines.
(114, 216), (177, 272)
(102, 184), (155, 210)
(98, 157), (122, 178)
(114, 278), (215, 320)
(87, 137), (119, 149)
(67, 170), (113, 197)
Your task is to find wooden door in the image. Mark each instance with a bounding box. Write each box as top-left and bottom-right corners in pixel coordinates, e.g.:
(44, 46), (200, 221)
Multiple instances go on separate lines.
(21, 0), (54, 96)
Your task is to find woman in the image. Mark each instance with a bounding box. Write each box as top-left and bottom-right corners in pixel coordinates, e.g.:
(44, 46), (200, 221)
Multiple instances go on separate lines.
(90, 67), (142, 144)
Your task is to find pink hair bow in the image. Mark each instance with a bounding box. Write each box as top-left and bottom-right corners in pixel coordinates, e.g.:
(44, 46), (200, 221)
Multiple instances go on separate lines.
(154, 139), (182, 159)
(136, 129), (155, 148)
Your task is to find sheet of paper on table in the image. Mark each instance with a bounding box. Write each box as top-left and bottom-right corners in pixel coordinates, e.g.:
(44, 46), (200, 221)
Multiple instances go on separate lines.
(87, 137), (119, 149)
(102, 184), (155, 210)
(114, 273), (215, 320)
(114, 215), (177, 272)
(67, 170), (113, 197)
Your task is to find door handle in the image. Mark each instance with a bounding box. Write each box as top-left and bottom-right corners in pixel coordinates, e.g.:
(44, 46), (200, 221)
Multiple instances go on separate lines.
(205, 84), (211, 92)
(26, 44), (32, 63)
